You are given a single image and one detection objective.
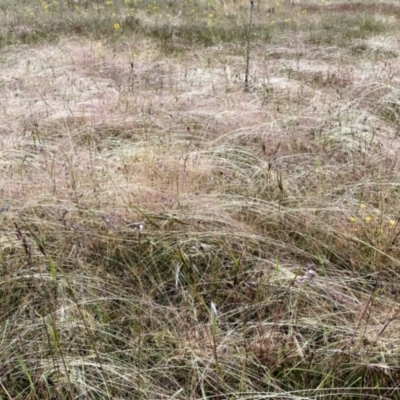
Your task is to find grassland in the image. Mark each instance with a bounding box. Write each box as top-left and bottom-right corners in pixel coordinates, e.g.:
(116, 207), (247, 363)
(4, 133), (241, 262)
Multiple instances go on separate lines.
(1, 0), (400, 398)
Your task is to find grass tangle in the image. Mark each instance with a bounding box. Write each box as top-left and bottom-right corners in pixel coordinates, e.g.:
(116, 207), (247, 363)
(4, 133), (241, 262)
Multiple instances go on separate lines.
(1, 0), (400, 399)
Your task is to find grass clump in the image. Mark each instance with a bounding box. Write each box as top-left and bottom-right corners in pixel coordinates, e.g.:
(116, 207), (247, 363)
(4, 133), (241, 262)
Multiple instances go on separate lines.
(1, 0), (400, 399)
(308, 14), (388, 46)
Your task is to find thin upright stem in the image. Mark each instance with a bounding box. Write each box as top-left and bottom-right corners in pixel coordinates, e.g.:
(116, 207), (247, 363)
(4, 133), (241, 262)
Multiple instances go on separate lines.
(244, 0), (254, 92)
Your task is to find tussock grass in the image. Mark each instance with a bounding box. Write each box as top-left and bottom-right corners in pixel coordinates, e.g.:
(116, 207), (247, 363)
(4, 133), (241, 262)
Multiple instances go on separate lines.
(1, 0), (400, 399)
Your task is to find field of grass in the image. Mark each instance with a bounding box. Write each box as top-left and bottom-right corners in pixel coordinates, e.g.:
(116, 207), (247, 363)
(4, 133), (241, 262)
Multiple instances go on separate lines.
(1, 0), (400, 398)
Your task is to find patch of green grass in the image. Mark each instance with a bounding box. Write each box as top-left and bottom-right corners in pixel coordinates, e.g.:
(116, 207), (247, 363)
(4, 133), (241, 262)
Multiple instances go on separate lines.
(308, 14), (388, 46)
(0, 0), (275, 51)
(147, 21), (273, 52)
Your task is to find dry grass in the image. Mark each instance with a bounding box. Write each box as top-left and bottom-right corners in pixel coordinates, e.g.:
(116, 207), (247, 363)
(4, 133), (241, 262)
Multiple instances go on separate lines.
(1, 0), (400, 399)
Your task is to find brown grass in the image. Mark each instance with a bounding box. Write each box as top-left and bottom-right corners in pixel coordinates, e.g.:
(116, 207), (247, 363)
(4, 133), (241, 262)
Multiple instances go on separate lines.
(1, 0), (400, 399)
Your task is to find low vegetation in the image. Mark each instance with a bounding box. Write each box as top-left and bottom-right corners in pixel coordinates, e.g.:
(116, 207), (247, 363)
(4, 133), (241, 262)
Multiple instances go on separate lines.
(1, 0), (400, 398)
